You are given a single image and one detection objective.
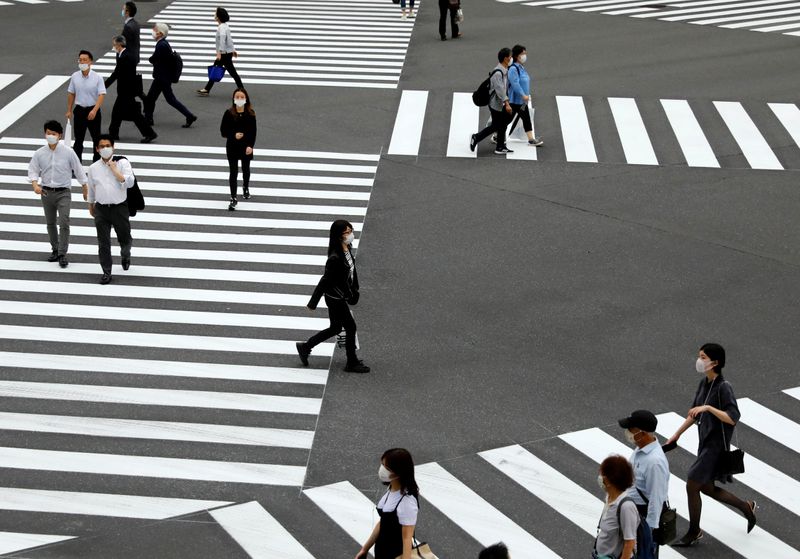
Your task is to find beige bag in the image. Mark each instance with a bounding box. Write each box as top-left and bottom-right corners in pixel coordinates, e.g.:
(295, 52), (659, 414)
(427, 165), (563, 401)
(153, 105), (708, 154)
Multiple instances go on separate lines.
(396, 541), (438, 559)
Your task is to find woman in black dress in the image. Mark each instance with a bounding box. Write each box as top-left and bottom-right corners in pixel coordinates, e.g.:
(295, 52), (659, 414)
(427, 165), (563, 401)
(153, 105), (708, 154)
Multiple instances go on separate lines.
(219, 87), (255, 210)
(296, 219), (370, 373)
(666, 343), (757, 546)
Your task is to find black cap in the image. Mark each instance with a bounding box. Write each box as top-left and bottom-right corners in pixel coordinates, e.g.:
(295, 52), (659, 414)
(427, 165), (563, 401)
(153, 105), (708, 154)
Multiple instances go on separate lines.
(618, 410), (657, 432)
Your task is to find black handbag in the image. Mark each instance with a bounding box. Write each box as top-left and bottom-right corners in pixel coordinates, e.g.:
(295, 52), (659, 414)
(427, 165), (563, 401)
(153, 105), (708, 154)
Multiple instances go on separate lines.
(718, 382), (746, 476)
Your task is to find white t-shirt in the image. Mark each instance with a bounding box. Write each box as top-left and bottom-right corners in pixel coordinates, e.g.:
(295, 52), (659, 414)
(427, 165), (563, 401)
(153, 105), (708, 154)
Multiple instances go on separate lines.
(377, 490), (418, 526)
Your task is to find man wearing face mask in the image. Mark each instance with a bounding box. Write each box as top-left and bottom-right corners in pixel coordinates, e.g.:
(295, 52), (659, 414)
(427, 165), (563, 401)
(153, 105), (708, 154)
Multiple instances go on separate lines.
(86, 134), (134, 285)
(67, 50), (106, 163)
(618, 409), (669, 555)
(120, 2), (141, 64)
(106, 35), (157, 144)
(28, 120), (89, 269)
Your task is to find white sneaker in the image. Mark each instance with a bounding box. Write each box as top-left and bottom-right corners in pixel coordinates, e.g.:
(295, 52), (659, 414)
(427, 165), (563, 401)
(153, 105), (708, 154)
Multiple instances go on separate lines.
(401, 13), (407, 19)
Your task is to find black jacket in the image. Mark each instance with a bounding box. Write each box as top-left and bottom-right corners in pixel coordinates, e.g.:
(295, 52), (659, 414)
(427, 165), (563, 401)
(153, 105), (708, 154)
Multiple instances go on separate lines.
(220, 109), (257, 156)
(105, 49), (138, 98)
(149, 39), (173, 82)
(308, 252), (359, 309)
(122, 18), (141, 63)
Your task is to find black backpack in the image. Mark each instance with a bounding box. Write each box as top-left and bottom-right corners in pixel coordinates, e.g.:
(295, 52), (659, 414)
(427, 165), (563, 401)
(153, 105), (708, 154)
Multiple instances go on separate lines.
(112, 156), (145, 217)
(616, 497), (656, 559)
(171, 50), (183, 83)
(472, 68), (502, 107)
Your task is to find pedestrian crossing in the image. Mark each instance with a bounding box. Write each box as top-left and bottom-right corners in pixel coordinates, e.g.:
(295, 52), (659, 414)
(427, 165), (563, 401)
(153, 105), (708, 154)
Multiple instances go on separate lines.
(0, 136), (377, 555)
(91, 0), (418, 89)
(0, 0), (82, 6)
(498, 0), (800, 37)
(388, 89), (800, 171)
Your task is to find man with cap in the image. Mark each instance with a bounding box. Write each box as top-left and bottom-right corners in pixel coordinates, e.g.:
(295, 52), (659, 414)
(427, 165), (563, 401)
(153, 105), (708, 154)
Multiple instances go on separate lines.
(619, 409), (670, 553)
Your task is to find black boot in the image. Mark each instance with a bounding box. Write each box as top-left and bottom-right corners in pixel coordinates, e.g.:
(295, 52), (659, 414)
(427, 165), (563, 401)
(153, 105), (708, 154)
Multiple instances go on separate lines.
(243, 186), (250, 199)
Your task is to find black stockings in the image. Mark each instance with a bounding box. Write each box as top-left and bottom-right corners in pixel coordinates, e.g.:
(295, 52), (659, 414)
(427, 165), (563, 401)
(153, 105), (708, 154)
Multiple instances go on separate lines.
(686, 479), (752, 534)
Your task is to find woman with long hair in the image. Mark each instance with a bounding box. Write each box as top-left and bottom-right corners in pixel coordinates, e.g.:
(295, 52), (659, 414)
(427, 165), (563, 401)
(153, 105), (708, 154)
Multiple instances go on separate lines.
(356, 448), (419, 559)
(219, 87), (256, 210)
(666, 343), (756, 546)
(297, 219), (369, 373)
(197, 7), (243, 96)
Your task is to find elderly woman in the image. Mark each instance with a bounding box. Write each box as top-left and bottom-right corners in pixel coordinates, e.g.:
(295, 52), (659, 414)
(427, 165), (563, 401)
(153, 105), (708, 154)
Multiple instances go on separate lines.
(595, 455), (638, 559)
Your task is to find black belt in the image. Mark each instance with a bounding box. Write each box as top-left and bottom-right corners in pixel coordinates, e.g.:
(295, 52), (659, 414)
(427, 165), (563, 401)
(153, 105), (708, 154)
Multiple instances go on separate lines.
(95, 201), (127, 207)
(41, 186), (68, 191)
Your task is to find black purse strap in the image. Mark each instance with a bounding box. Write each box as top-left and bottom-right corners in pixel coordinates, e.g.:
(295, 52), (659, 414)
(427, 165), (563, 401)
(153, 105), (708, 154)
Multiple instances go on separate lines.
(718, 380), (740, 449)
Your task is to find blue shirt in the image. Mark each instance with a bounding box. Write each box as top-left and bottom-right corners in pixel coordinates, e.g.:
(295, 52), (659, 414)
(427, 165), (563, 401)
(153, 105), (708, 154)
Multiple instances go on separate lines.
(627, 440), (670, 529)
(507, 62), (531, 105)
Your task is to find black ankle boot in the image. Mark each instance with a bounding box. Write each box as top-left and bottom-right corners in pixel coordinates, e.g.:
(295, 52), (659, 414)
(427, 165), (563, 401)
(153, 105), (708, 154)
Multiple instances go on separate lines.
(243, 186), (250, 199)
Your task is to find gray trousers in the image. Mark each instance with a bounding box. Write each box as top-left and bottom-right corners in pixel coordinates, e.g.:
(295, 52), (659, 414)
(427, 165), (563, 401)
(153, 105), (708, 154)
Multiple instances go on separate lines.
(41, 189), (71, 256)
(94, 203), (132, 274)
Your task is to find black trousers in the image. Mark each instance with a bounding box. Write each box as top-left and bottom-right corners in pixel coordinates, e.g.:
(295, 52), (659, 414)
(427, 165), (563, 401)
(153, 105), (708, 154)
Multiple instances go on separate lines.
(510, 103), (533, 133)
(109, 96), (155, 140)
(94, 202), (132, 275)
(306, 296), (357, 363)
(204, 53), (244, 92)
(73, 105), (102, 162)
(475, 107), (511, 148)
(227, 150), (251, 198)
(144, 79), (194, 121)
(439, 3), (459, 38)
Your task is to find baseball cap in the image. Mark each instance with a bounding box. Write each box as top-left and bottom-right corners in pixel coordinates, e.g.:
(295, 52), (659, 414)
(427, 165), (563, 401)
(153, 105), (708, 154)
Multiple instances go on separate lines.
(618, 410), (657, 432)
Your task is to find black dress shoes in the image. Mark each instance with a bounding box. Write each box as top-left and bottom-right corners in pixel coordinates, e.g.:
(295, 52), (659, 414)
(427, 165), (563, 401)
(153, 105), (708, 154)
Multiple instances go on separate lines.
(140, 133), (158, 144)
(58, 255), (68, 268)
(344, 360), (370, 373)
(296, 342), (310, 366)
(122, 259), (130, 271)
(47, 251), (59, 262)
(182, 115), (197, 128)
(672, 530), (703, 547)
(99, 273), (112, 285)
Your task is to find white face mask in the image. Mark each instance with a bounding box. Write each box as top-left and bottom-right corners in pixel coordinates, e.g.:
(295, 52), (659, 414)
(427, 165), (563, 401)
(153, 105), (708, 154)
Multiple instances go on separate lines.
(99, 147), (114, 160)
(519, 54), (527, 63)
(233, 98), (246, 107)
(624, 429), (637, 445)
(344, 232), (354, 245)
(696, 358), (710, 374)
(378, 464), (393, 484)
(78, 63), (90, 72)
(121, 9), (126, 17)
(152, 31), (160, 40)
(597, 475), (605, 491)
(46, 134), (59, 145)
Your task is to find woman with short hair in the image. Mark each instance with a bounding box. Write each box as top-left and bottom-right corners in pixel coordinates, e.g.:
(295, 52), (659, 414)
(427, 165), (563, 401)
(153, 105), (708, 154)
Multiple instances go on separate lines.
(595, 455), (638, 559)
(198, 7), (243, 96)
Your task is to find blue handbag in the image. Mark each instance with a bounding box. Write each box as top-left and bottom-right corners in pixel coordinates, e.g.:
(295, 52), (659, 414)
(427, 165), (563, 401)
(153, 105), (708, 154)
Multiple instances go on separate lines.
(207, 65), (225, 82)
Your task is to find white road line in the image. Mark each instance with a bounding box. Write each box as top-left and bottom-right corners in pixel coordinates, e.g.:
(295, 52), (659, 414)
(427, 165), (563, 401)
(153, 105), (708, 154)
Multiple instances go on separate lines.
(0, 447), (307, 486)
(93, 62), (401, 77)
(480, 445), (688, 559)
(0, 76), (68, 135)
(0, 351), (328, 385)
(0, 487), (231, 519)
(695, 6), (800, 25)
(556, 95), (598, 163)
(713, 101), (782, 169)
(656, 412), (800, 516)
(0, 301), (328, 331)
(415, 462), (561, 558)
(0, 411), (315, 449)
(0, 258), (320, 287)
(447, 92), (479, 158)
(387, 90), (428, 156)
(506, 101), (538, 161)
(739, 396), (800, 454)
(148, 19), (411, 32)
(304, 481), (378, 548)
(0, 380), (322, 415)
(0, 532), (74, 556)
(211, 501), (315, 559)
(660, 99), (720, 167)
(560, 428), (799, 559)
(723, 13), (800, 27)
(0, 325), (335, 359)
(756, 19), (800, 29)
(608, 97), (659, 165)
(634, 0), (792, 18)
(0, 74), (21, 92)
(768, 102), (800, 148)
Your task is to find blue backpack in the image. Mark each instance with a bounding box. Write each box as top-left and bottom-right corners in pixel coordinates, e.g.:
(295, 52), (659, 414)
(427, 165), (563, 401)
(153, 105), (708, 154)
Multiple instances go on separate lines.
(616, 497), (656, 559)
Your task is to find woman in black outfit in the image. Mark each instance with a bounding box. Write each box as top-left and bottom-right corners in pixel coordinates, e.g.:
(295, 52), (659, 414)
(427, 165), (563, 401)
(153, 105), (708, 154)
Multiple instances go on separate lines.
(219, 88), (255, 211)
(297, 219), (370, 373)
(666, 343), (757, 547)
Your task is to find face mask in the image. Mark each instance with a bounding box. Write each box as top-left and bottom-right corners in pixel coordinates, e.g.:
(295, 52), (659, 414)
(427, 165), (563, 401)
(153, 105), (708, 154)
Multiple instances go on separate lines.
(99, 147), (114, 159)
(233, 98), (246, 107)
(597, 475), (605, 491)
(121, 9), (126, 17)
(46, 134), (59, 145)
(696, 358), (710, 374)
(624, 429), (637, 445)
(344, 233), (354, 245)
(519, 54), (527, 63)
(152, 31), (159, 40)
(78, 63), (90, 72)
(378, 464), (393, 484)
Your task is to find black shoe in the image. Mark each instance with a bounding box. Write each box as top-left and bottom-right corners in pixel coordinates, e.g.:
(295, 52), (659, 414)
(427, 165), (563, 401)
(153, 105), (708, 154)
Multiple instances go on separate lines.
(182, 115), (197, 128)
(243, 186), (250, 199)
(140, 133), (158, 144)
(672, 531), (703, 547)
(228, 197), (238, 211)
(122, 258), (130, 271)
(296, 342), (310, 366)
(58, 255), (68, 268)
(747, 501), (757, 533)
(440, 35), (447, 41)
(494, 146), (514, 154)
(99, 273), (112, 285)
(344, 360), (370, 373)
(47, 251), (59, 262)
(469, 134), (477, 152)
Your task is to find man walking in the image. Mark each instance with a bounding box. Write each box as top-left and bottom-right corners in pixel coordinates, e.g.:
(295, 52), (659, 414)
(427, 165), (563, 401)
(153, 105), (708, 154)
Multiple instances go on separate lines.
(27, 120), (88, 269)
(87, 134), (134, 285)
(144, 23), (197, 129)
(67, 50), (106, 162)
(470, 48), (514, 155)
(106, 36), (157, 143)
(438, 0), (461, 41)
(619, 409), (670, 555)
(121, 1), (141, 64)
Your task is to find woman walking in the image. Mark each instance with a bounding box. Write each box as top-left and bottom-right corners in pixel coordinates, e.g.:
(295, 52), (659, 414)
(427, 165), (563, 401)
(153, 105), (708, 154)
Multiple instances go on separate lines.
(499, 44), (543, 147)
(219, 88), (256, 210)
(594, 455), (638, 559)
(400, 0), (415, 19)
(355, 448), (418, 559)
(666, 343), (757, 547)
(297, 220), (370, 373)
(197, 7), (243, 96)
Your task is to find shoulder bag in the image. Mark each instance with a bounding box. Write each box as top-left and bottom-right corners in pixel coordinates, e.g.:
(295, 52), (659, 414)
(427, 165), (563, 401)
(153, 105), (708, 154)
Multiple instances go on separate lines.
(396, 539), (438, 559)
(635, 488), (676, 545)
(718, 382), (745, 475)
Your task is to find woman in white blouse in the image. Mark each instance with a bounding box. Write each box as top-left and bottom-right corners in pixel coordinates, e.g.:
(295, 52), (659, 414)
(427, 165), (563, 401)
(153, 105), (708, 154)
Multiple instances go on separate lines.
(197, 7), (243, 96)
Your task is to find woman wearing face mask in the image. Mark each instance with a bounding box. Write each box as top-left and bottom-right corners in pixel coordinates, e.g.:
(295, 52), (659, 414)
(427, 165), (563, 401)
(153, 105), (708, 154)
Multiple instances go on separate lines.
(297, 219), (369, 373)
(355, 448), (419, 559)
(219, 88), (256, 210)
(197, 7), (243, 96)
(499, 44), (543, 147)
(665, 343), (756, 547)
(594, 455), (638, 559)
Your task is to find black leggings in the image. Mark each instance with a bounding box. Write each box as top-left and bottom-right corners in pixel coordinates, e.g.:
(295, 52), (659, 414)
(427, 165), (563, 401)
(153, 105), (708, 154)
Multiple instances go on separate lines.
(685, 478), (753, 534)
(305, 296), (357, 363)
(205, 53), (244, 92)
(510, 103), (533, 133)
(227, 153), (250, 198)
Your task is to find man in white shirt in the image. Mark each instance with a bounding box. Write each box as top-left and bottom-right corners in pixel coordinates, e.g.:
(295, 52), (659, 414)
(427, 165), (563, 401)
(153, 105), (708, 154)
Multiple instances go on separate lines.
(87, 134), (134, 284)
(67, 50), (106, 162)
(28, 120), (89, 268)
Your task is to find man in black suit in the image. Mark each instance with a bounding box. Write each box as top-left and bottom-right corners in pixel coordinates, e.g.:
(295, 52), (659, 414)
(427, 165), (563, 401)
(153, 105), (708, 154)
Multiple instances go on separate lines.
(121, 2), (141, 64)
(143, 23), (196, 128)
(106, 36), (157, 143)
